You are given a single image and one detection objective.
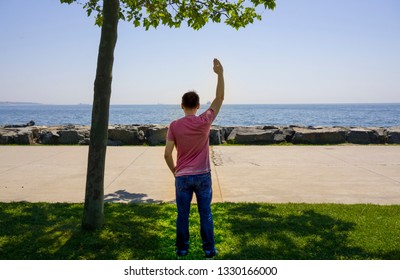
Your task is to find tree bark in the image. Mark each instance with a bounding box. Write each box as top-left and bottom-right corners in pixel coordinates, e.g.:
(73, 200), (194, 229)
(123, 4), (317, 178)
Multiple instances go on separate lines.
(82, 0), (119, 230)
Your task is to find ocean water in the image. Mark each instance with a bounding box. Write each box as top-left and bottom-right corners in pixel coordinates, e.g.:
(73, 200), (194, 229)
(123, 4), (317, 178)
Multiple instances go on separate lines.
(0, 103), (399, 127)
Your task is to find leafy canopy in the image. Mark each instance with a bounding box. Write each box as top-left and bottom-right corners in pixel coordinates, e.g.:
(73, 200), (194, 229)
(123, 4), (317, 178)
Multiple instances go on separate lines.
(61, 0), (276, 30)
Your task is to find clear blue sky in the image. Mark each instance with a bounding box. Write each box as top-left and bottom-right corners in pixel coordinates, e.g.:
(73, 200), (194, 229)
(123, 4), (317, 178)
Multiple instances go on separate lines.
(0, 0), (399, 105)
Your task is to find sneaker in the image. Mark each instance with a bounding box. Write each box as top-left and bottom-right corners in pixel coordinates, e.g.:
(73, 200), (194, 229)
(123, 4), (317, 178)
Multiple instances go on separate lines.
(176, 249), (188, 257)
(204, 249), (218, 259)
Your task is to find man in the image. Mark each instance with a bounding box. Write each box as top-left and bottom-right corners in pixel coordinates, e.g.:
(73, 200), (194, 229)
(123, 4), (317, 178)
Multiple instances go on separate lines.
(164, 58), (224, 258)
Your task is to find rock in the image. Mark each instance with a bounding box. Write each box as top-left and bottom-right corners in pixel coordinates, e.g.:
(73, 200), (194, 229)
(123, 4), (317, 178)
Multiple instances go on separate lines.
(386, 126), (400, 144)
(108, 126), (145, 145)
(0, 128), (33, 144)
(107, 139), (124, 146)
(292, 127), (347, 144)
(145, 125), (168, 146)
(79, 127), (91, 139)
(57, 130), (84, 145)
(347, 128), (379, 144)
(227, 127), (278, 144)
(289, 125), (307, 128)
(79, 138), (90, 145)
(15, 129), (34, 144)
(64, 124), (76, 130)
(262, 125), (280, 130)
(273, 133), (286, 143)
(221, 127), (234, 143)
(4, 120), (35, 128)
(274, 127), (295, 143)
(210, 126), (223, 145)
(137, 125), (151, 135)
(0, 128), (17, 144)
(38, 130), (52, 144)
(30, 127), (41, 141)
(39, 130), (60, 145)
(367, 127), (387, 144)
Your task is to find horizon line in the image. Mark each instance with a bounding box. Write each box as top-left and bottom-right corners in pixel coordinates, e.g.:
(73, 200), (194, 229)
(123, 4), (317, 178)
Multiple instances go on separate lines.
(2, 101), (400, 106)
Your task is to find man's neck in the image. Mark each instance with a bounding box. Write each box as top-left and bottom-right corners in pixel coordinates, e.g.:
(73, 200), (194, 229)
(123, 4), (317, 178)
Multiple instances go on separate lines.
(184, 108), (198, 116)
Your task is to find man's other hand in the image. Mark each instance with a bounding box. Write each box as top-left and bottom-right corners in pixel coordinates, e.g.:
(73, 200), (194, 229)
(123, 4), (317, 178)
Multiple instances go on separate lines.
(213, 58), (223, 75)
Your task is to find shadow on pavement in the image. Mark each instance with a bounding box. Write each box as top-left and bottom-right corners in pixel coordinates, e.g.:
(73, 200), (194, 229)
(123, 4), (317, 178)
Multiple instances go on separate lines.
(105, 189), (163, 203)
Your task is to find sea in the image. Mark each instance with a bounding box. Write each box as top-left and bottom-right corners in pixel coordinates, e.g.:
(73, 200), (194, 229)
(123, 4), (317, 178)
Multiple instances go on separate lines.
(0, 103), (399, 127)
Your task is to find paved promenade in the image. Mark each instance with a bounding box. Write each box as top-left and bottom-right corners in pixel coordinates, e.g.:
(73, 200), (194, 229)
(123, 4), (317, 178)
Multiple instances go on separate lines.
(0, 145), (399, 204)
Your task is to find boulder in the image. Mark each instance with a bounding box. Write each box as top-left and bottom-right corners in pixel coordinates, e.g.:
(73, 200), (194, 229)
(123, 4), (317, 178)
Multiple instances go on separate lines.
(145, 125), (168, 146)
(79, 138), (90, 145)
(39, 130), (60, 145)
(210, 126), (223, 145)
(221, 127), (234, 142)
(15, 129), (34, 144)
(78, 126), (91, 138)
(386, 126), (400, 144)
(30, 127), (42, 141)
(292, 127), (347, 144)
(107, 139), (124, 146)
(108, 126), (145, 145)
(367, 127), (387, 144)
(4, 120), (35, 128)
(273, 133), (286, 143)
(0, 128), (17, 144)
(57, 130), (84, 145)
(274, 127), (295, 143)
(227, 127), (278, 144)
(0, 128), (33, 144)
(137, 125), (151, 135)
(347, 128), (379, 144)
(262, 125), (280, 130)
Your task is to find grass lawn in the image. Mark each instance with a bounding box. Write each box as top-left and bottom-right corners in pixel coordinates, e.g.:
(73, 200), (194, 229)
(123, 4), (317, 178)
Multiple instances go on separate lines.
(0, 202), (399, 260)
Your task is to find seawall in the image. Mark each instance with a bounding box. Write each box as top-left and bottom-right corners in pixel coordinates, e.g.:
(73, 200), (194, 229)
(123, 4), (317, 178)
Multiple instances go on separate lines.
(1, 124), (400, 145)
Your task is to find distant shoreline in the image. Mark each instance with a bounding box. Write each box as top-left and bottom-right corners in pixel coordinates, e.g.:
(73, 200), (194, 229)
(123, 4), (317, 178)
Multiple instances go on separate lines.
(0, 102), (43, 105)
(1, 102), (400, 106)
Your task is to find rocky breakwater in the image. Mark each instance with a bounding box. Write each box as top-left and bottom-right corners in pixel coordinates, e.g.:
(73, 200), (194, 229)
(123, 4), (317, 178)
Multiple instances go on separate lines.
(220, 125), (400, 145)
(0, 124), (169, 146)
(1, 123), (400, 145)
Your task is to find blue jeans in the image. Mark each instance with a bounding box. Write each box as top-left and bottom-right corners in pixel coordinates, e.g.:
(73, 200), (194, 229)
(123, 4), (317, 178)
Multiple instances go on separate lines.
(175, 172), (215, 252)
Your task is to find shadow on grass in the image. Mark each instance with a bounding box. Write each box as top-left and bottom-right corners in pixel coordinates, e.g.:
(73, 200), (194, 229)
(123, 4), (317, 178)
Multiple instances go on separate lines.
(0, 201), (176, 260)
(214, 203), (400, 260)
(1, 202), (399, 260)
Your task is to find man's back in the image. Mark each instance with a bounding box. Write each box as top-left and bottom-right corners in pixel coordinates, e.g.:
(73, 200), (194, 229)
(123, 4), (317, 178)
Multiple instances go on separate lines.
(164, 58), (224, 177)
(167, 108), (215, 176)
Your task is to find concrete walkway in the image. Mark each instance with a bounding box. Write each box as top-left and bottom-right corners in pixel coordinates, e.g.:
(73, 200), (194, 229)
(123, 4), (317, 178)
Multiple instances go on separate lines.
(0, 145), (399, 204)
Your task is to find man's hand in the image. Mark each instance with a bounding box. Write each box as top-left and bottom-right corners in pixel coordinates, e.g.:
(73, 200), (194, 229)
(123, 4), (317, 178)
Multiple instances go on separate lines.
(210, 58), (224, 116)
(213, 58), (223, 75)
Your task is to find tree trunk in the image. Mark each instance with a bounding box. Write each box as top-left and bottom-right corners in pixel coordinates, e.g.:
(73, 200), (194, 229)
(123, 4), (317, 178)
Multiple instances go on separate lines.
(82, 0), (119, 230)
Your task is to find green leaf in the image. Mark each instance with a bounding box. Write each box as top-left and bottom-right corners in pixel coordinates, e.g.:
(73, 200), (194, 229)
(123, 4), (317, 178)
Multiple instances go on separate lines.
(59, 0), (75, 4)
(62, 0), (276, 30)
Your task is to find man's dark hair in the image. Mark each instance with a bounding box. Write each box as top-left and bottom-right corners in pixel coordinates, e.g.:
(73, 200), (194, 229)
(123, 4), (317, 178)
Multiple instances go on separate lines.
(182, 91), (200, 109)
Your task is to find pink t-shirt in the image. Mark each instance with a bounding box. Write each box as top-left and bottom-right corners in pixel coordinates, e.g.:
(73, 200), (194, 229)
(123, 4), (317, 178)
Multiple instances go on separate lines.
(167, 108), (216, 177)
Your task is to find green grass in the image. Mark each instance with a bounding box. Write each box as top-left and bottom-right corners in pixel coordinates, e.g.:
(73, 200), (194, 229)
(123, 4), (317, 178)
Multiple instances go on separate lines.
(0, 202), (399, 260)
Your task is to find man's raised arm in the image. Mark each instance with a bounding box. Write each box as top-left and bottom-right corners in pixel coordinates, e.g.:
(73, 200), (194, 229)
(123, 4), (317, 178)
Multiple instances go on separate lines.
(210, 58), (224, 116)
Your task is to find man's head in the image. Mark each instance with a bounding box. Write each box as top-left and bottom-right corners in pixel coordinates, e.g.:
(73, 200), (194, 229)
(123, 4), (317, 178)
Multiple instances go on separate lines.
(181, 91), (200, 110)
